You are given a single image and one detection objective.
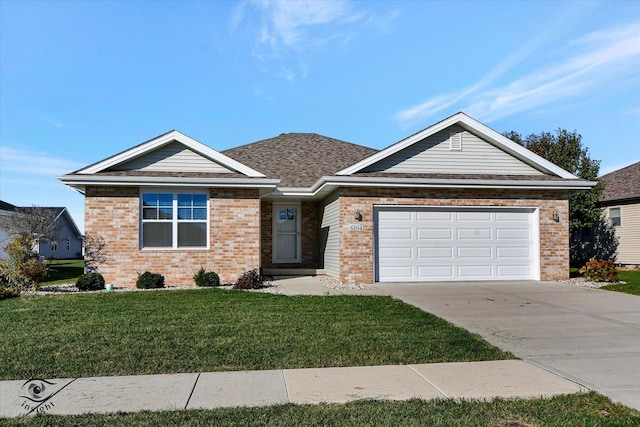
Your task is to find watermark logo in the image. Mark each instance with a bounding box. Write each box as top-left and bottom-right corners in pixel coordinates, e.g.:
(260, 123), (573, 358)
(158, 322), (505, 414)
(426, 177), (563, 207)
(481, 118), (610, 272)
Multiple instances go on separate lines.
(19, 378), (57, 414)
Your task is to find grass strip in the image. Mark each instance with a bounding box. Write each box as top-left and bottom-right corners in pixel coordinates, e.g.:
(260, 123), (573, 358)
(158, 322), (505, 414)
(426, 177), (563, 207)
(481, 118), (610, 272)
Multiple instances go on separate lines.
(3, 392), (639, 426)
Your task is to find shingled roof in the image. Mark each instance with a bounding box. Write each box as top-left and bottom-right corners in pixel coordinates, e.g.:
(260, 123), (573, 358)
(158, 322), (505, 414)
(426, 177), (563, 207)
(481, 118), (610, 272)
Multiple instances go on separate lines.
(600, 161), (640, 203)
(223, 133), (378, 188)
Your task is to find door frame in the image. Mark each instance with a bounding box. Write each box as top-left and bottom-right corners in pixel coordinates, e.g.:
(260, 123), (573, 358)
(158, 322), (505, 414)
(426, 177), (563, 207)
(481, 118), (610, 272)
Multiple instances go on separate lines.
(272, 203), (302, 264)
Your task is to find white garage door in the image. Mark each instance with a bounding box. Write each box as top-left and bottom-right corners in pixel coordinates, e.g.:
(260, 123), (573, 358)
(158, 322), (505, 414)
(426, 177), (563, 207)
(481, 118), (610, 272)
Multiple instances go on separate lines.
(375, 207), (538, 282)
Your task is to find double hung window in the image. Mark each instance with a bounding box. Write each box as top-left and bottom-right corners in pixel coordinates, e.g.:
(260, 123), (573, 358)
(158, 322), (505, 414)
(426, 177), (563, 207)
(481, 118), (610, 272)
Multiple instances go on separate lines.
(141, 192), (208, 248)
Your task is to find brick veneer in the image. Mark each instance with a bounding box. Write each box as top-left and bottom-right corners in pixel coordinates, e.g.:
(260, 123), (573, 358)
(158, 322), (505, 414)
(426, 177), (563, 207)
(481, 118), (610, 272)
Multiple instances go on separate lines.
(84, 186), (261, 287)
(260, 200), (319, 268)
(335, 187), (570, 284)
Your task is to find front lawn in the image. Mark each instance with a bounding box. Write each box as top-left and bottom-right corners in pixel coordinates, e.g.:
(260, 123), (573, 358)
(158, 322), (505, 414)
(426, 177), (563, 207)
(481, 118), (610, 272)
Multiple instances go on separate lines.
(603, 270), (640, 296)
(4, 393), (639, 426)
(0, 290), (512, 380)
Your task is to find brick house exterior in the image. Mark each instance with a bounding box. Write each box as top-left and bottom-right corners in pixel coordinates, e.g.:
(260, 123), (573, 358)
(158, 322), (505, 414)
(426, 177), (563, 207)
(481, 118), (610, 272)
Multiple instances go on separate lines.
(59, 113), (593, 286)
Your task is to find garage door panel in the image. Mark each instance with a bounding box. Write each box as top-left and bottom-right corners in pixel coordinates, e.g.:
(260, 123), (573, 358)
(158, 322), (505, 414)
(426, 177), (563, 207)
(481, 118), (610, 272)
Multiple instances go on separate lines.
(497, 265), (531, 276)
(418, 247), (453, 258)
(457, 228), (492, 240)
(417, 211), (452, 221)
(496, 228), (530, 239)
(379, 266), (414, 280)
(458, 246), (492, 258)
(497, 247), (530, 258)
(378, 247), (413, 259)
(379, 210), (412, 221)
(376, 207), (537, 282)
(379, 228), (413, 240)
(458, 265), (493, 278)
(417, 228), (453, 240)
(418, 265), (454, 278)
(457, 211), (492, 221)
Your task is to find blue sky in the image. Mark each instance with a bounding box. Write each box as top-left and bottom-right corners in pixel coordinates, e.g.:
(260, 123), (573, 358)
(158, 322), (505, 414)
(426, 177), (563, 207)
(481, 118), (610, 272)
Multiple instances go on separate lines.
(1, 0), (639, 232)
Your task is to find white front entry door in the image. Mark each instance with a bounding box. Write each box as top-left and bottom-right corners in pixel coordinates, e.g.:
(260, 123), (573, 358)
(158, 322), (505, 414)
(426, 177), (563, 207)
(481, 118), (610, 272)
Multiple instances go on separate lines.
(273, 204), (301, 263)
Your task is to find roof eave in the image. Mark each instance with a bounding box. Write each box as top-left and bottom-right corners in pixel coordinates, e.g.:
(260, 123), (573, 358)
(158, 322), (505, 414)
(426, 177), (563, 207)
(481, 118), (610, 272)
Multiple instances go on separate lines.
(57, 174), (280, 190)
(274, 176), (596, 197)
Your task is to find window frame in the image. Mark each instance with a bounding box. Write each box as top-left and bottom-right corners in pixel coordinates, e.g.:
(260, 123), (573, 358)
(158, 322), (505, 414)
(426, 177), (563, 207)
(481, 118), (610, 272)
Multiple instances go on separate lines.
(140, 189), (210, 250)
(609, 206), (621, 227)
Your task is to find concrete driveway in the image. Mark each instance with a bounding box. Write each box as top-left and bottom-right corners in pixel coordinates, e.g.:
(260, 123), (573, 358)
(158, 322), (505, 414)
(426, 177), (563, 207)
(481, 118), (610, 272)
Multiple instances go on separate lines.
(372, 281), (640, 410)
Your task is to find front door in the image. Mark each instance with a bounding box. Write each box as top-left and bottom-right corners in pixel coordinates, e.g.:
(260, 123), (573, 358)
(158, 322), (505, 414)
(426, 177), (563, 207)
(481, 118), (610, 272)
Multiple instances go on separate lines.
(273, 204), (301, 263)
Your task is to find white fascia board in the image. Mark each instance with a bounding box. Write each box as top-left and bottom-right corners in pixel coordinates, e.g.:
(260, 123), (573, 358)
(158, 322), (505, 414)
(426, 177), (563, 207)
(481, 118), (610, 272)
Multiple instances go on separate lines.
(275, 176), (596, 197)
(77, 130), (265, 177)
(337, 112), (578, 179)
(57, 175), (279, 189)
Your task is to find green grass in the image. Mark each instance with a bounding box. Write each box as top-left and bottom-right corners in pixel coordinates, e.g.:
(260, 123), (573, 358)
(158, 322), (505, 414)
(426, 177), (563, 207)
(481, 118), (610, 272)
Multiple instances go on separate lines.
(41, 259), (84, 286)
(3, 393), (638, 426)
(603, 270), (640, 296)
(0, 290), (512, 380)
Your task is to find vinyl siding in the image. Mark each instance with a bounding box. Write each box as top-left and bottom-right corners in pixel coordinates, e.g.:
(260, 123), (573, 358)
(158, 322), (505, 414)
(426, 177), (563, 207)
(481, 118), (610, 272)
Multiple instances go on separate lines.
(112, 142), (234, 173)
(320, 194), (340, 278)
(362, 126), (544, 175)
(615, 203), (640, 265)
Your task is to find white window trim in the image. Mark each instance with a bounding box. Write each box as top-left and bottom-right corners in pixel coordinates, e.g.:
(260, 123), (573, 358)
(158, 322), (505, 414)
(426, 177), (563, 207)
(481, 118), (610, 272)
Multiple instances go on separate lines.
(140, 188), (210, 250)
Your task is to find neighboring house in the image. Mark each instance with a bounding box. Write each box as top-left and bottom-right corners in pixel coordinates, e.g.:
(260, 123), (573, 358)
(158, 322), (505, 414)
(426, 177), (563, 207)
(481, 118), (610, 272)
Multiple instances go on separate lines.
(0, 202), (83, 260)
(0, 201), (16, 260)
(599, 161), (640, 267)
(58, 112), (594, 286)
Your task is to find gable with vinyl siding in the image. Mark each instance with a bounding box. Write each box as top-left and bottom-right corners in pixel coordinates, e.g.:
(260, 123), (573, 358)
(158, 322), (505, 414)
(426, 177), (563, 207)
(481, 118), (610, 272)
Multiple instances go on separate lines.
(109, 141), (234, 173)
(361, 125), (544, 175)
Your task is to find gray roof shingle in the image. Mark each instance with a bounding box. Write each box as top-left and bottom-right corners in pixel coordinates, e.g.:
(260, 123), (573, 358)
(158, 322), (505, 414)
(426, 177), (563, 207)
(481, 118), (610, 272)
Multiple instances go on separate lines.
(223, 133), (378, 187)
(600, 161), (640, 202)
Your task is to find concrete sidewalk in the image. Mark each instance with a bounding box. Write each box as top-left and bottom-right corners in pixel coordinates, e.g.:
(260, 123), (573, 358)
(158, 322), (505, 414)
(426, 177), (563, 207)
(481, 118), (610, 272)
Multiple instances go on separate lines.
(0, 360), (584, 418)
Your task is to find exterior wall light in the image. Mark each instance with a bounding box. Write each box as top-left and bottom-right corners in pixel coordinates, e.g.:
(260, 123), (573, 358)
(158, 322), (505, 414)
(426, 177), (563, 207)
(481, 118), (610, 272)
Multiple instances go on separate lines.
(354, 209), (362, 221)
(552, 211), (560, 222)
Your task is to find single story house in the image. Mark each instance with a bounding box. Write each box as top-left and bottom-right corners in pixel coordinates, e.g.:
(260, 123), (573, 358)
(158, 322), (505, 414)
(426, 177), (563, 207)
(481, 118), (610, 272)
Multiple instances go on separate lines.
(0, 201), (83, 260)
(599, 161), (640, 267)
(58, 112), (594, 286)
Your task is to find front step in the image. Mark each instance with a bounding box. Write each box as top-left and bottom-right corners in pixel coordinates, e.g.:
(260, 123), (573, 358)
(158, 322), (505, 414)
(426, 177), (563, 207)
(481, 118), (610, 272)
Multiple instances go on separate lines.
(262, 268), (325, 276)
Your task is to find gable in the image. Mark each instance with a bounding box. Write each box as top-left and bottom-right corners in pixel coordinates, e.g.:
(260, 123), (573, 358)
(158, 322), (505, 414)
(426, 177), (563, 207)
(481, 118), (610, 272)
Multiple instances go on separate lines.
(106, 141), (234, 174)
(338, 112), (577, 179)
(361, 125), (544, 176)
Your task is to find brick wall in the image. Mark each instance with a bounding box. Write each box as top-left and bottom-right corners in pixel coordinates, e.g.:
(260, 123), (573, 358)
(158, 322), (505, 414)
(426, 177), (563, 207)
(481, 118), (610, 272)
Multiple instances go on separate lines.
(260, 200), (319, 268)
(335, 187), (570, 284)
(85, 186), (261, 287)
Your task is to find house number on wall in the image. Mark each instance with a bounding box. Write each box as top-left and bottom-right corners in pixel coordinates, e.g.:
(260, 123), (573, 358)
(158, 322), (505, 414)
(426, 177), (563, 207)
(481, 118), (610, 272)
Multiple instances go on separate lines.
(348, 224), (364, 232)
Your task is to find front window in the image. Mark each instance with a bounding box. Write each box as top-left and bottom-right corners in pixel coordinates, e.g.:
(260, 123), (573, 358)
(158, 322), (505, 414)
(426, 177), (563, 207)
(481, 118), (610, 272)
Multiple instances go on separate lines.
(141, 192), (208, 249)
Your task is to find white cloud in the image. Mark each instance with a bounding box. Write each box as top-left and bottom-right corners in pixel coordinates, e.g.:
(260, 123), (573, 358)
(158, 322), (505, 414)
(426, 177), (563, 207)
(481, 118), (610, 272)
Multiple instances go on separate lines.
(231, 0), (387, 81)
(0, 146), (84, 176)
(395, 21), (640, 128)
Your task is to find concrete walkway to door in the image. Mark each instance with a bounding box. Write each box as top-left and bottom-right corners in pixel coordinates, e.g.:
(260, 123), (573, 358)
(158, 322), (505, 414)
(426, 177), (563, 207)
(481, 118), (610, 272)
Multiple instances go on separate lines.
(371, 280), (640, 410)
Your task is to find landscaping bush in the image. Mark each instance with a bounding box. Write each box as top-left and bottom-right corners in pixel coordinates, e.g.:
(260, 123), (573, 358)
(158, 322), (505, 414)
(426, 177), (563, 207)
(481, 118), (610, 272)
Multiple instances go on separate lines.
(0, 264), (20, 299)
(136, 272), (165, 289)
(579, 259), (618, 282)
(193, 267), (220, 287)
(233, 269), (263, 290)
(76, 273), (106, 291)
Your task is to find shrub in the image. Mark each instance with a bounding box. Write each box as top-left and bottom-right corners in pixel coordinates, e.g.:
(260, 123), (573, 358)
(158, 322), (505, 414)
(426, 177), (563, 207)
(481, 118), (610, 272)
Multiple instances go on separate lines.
(233, 269), (263, 290)
(579, 259), (618, 282)
(136, 271), (165, 289)
(3, 233), (47, 290)
(193, 267), (220, 287)
(0, 263), (20, 299)
(76, 273), (106, 291)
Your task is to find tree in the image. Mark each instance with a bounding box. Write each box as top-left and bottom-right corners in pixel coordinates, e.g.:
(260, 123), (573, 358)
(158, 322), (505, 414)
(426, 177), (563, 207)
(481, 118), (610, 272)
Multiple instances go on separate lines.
(0, 206), (61, 242)
(503, 129), (615, 266)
